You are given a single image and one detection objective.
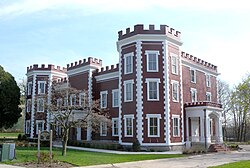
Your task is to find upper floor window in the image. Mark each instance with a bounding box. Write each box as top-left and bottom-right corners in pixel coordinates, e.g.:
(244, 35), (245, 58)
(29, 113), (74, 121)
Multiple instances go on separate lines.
(190, 69), (196, 83)
(27, 82), (32, 95)
(146, 114), (161, 137)
(112, 118), (119, 136)
(26, 99), (31, 112)
(206, 92), (212, 102)
(145, 50), (159, 72)
(171, 80), (179, 102)
(191, 88), (197, 102)
(100, 121), (107, 136)
(37, 98), (44, 112)
(171, 55), (178, 75)
(100, 91), (108, 109)
(206, 74), (211, 87)
(38, 81), (46, 94)
(145, 78), (160, 101)
(124, 115), (134, 137)
(124, 52), (133, 74)
(70, 94), (76, 106)
(172, 115), (180, 137)
(112, 89), (119, 107)
(124, 80), (134, 102)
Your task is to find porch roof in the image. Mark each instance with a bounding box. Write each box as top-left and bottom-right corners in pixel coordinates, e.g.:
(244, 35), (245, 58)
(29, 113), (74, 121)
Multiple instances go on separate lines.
(184, 102), (222, 109)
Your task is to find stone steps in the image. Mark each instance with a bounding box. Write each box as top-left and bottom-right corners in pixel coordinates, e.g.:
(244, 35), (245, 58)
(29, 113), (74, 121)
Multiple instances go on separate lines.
(208, 144), (228, 152)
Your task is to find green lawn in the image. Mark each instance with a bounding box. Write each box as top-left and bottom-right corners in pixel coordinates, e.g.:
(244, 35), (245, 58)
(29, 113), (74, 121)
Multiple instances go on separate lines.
(210, 160), (250, 168)
(4, 147), (184, 166)
(0, 132), (21, 138)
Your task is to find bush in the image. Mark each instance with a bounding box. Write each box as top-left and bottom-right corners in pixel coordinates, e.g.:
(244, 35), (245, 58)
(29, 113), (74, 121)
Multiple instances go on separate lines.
(21, 134), (27, 141)
(17, 134), (22, 141)
(37, 152), (54, 163)
(132, 139), (141, 152)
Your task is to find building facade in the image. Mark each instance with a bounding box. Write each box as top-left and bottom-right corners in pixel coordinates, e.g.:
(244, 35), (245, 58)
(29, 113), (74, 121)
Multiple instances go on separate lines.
(25, 24), (223, 149)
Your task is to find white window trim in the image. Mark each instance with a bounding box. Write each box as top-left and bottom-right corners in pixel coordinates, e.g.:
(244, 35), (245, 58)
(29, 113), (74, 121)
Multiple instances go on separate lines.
(27, 82), (32, 95)
(124, 114), (134, 137)
(172, 115), (180, 137)
(124, 52), (134, 75)
(37, 98), (44, 112)
(206, 74), (211, 87)
(145, 78), (160, 101)
(38, 81), (46, 94)
(171, 80), (179, 102)
(100, 121), (107, 136)
(206, 92), (212, 102)
(171, 54), (178, 75)
(190, 88), (197, 102)
(146, 114), (161, 137)
(112, 89), (119, 108)
(145, 50), (159, 72)
(79, 92), (86, 106)
(124, 80), (134, 102)
(36, 120), (45, 134)
(70, 94), (76, 106)
(112, 118), (119, 136)
(190, 68), (196, 83)
(100, 90), (108, 109)
(25, 120), (30, 134)
(26, 99), (31, 112)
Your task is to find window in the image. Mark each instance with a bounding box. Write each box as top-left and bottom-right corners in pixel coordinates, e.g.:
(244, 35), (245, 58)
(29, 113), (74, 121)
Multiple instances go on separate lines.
(172, 115), (180, 137)
(146, 50), (159, 72)
(25, 120), (30, 134)
(191, 88), (197, 102)
(146, 114), (161, 137)
(124, 115), (134, 137)
(27, 82), (32, 95)
(36, 120), (44, 134)
(190, 69), (196, 83)
(124, 80), (134, 102)
(26, 99), (31, 112)
(38, 81), (46, 94)
(64, 97), (68, 106)
(171, 81), (179, 102)
(171, 55), (178, 74)
(70, 94), (76, 106)
(57, 98), (63, 107)
(100, 91), (108, 108)
(124, 53), (133, 74)
(100, 122), (107, 136)
(206, 74), (211, 87)
(112, 89), (119, 107)
(206, 92), (212, 102)
(112, 118), (119, 136)
(79, 93), (86, 106)
(37, 98), (44, 112)
(146, 78), (160, 101)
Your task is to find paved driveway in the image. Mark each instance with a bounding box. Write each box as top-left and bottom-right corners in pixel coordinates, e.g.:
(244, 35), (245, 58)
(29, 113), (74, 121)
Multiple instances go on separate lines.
(77, 149), (250, 168)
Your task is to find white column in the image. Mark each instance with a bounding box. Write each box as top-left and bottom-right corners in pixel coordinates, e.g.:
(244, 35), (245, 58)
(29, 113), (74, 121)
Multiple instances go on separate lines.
(217, 117), (223, 143)
(76, 127), (81, 141)
(205, 118), (211, 143)
(200, 115), (205, 143)
(186, 117), (189, 141)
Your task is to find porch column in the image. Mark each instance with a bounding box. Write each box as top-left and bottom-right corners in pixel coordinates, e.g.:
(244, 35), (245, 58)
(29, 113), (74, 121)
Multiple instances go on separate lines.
(205, 118), (211, 143)
(76, 127), (81, 141)
(200, 115), (205, 143)
(186, 117), (189, 141)
(218, 118), (223, 143)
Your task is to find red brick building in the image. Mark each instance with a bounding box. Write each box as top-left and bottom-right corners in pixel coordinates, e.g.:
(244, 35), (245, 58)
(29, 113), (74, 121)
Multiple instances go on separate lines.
(25, 24), (223, 150)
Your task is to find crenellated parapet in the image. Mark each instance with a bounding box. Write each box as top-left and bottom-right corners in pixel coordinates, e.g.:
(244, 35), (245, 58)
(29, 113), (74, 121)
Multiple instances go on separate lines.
(27, 64), (67, 73)
(184, 101), (222, 108)
(67, 57), (102, 70)
(118, 24), (181, 41)
(93, 63), (119, 75)
(181, 51), (217, 71)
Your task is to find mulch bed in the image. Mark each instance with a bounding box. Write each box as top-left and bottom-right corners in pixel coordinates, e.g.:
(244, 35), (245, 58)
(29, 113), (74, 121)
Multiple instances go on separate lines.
(14, 161), (73, 168)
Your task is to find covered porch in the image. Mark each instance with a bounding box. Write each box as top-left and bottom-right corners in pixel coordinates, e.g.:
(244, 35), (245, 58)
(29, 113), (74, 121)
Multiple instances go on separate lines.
(185, 102), (223, 148)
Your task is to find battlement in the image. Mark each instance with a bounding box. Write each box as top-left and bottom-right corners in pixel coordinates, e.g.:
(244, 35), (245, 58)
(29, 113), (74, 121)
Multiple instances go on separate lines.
(181, 51), (217, 71)
(67, 57), (102, 70)
(27, 64), (67, 73)
(118, 24), (181, 40)
(185, 101), (222, 109)
(94, 63), (119, 75)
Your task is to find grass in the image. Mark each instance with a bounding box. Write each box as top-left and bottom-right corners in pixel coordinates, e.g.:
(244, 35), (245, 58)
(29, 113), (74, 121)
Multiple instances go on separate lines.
(4, 147), (184, 166)
(210, 160), (250, 168)
(0, 132), (21, 138)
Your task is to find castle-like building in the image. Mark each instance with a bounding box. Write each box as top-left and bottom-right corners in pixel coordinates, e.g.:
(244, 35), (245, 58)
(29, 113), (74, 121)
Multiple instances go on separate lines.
(25, 24), (223, 150)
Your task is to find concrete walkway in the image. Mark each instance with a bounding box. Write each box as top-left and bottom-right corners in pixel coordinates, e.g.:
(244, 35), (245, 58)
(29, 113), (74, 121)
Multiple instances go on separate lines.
(53, 145), (182, 154)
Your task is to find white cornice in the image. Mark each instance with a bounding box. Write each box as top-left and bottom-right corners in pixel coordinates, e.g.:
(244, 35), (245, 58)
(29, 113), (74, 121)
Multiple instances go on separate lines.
(67, 64), (99, 76)
(95, 71), (119, 82)
(26, 70), (67, 77)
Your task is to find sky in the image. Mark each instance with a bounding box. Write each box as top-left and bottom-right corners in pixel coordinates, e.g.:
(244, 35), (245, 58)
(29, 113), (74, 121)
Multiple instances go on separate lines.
(0, 0), (250, 86)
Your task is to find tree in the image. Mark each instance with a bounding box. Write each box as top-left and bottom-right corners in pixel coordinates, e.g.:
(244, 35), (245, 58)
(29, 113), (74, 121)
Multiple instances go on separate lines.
(0, 65), (22, 129)
(48, 82), (109, 156)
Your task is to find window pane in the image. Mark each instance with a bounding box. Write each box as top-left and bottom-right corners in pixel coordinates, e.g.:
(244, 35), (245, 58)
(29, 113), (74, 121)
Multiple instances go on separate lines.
(149, 82), (157, 100)
(126, 83), (132, 101)
(148, 54), (157, 71)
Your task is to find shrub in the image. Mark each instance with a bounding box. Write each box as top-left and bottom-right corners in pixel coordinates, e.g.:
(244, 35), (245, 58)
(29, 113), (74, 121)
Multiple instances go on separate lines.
(17, 134), (22, 141)
(37, 152), (54, 163)
(132, 139), (141, 152)
(21, 134), (27, 141)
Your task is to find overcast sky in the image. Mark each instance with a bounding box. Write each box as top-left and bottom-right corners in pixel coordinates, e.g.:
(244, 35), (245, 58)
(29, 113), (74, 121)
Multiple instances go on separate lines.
(1, 0), (249, 86)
